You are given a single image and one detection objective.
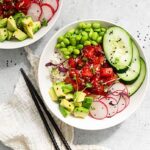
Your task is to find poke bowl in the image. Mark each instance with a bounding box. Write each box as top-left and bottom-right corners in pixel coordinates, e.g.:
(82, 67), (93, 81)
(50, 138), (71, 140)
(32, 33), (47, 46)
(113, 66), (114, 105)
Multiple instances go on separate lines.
(38, 20), (148, 130)
(0, 0), (63, 49)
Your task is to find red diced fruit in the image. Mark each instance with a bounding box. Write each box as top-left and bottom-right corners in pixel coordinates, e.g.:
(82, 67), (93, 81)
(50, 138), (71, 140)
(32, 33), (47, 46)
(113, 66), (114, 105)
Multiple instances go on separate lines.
(100, 68), (113, 77)
(68, 58), (76, 68)
(82, 65), (93, 77)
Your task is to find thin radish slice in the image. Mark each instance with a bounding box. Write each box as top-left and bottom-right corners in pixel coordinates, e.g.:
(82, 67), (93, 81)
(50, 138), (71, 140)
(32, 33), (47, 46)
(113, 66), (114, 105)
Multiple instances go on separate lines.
(122, 94), (130, 107)
(117, 95), (126, 113)
(27, 2), (42, 21)
(40, 3), (54, 22)
(108, 82), (128, 94)
(42, 0), (59, 11)
(90, 101), (108, 120)
(100, 97), (118, 118)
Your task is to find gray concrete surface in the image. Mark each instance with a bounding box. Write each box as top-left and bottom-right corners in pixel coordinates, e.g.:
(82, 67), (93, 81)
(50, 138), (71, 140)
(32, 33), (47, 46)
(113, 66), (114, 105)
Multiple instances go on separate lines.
(0, 0), (150, 149)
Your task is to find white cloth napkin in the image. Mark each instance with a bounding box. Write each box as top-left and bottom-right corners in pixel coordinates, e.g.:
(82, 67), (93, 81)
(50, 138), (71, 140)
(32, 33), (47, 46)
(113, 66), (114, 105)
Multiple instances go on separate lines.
(0, 47), (110, 150)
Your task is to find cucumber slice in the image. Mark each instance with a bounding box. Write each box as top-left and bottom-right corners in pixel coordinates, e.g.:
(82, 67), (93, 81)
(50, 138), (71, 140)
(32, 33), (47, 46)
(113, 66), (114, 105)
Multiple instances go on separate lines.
(126, 58), (146, 96)
(103, 26), (132, 70)
(117, 42), (140, 81)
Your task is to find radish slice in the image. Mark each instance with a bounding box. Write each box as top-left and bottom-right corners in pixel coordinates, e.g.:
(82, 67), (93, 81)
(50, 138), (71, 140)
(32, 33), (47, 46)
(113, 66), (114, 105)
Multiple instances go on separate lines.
(40, 3), (54, 22)
(42, 0), (59, 11)
(27, 2), (42, 21)
(117, 95), (126, 113)
(90, 101), (108, 120)
(100, 97), (118, 118)
(109, 82), (128, 94)
(122, 94), (130, 107)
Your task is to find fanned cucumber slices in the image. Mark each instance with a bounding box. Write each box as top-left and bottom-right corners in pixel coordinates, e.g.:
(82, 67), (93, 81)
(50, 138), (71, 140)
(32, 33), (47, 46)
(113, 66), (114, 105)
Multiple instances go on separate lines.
(103, 27), (132, 70)
(126, 58), (146, 96)
(117, 42), (141, 82)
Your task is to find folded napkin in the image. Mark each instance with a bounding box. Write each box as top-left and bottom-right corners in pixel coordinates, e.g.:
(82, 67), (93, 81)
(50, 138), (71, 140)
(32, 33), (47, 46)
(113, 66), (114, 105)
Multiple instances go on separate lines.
(0, 47), (110, 150)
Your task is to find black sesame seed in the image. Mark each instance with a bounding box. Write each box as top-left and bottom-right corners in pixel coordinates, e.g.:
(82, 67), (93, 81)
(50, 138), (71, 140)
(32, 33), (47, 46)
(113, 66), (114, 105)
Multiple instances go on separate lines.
(125, 51), (128, 53)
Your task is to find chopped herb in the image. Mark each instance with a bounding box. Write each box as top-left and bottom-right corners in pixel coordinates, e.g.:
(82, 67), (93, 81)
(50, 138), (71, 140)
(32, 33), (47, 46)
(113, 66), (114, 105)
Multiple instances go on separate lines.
(41, 18), (48, 26)
(85, 83), (92, 88)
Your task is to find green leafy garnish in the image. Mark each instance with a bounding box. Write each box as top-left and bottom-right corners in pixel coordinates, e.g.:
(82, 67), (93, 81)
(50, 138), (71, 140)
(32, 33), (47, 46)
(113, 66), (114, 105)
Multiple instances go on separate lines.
(41, 18), (48, 26)
(85, 83), (92, 88)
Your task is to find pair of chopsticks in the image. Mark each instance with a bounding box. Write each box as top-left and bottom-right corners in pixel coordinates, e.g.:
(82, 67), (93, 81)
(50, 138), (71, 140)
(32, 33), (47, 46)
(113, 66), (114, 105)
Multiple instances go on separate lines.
(20, 68), (72, 150)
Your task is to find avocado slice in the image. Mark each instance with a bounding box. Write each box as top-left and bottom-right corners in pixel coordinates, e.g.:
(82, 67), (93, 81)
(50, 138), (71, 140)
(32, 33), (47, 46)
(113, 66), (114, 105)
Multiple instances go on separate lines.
(62, 84), (74, 94)
(13, 29), (27, 41)
(7, 16), (17, 32)
(82, 97), (93, 109)
(0, 28), (8, 42)
(24, 24), (34, 38)
(65, 93), (74, 100)
(7, 31), (13, 40)
(49, 87), (58, 101)
(74, 107), (89, 118)
(53, 82), (66, 97)
(60, 99), (74, 112)
(0, 18), (7, 28)
(74, 91), (86, 102)
(74, 102), (82, 107)
(59, 105), (70, 117)
(22, 16), (33, 26)
(32, 21), (41, 33)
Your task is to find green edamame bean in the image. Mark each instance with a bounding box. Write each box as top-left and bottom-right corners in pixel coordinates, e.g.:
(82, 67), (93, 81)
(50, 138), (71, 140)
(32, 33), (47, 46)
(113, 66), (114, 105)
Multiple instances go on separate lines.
(84, 40), (91, 46)
(77, 44), (83, 50)
(67, 46), (74, 53)
(79, 22), (86, 28)
(85, 23), (92, 28)
(100, 31), (105, 36)
(70, 37), (77, 46)
(60, 48), (68, 53)
(91, 32), (98, 40)
(81, 31), (88, 42)
(89, 29), (94, 38)
(58, 36), (64, 42)
(97, 36), (102, 43)
(64, 55), (70, 59)
(60, 42), (66, 48)
(101, 27), (106, 32)
(92, 22), (101, 29)
(56, 43), (61, 49)
(64, 32), (72, 38)
(63, 38), (70, 45)
(85, 28), (91, 32)
(93, 28), (101, 32)
(68, 29), (75, 34)
(73, 49), (80, 55)
(76, 34), (81, 41)
(91, 41), (98, 46)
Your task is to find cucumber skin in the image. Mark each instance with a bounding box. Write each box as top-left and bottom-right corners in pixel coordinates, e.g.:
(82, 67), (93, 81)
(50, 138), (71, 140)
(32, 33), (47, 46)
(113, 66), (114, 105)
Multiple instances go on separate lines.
(126, 58), (146, 96)
(103, 26), (133, 71)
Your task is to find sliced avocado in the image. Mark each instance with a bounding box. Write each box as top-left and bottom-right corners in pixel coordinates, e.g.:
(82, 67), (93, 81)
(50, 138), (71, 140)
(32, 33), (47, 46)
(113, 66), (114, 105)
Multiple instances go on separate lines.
(24, 24), (34, 38)
(13, 29), (27, 41)
(32, 21), (41, 33)
(53, 82), (66, 97)
(0, 18), (7, 28)
(74, 91), (86, 102)
(82, 97), (93, 109)
(7, 31), (13, 40)
(7, 16), (17, 32)
(59, 105), (70, 117)
(74, 102), (82, 107)
(49, 87), (58, 101)
(13, 12), (25, 22)
(0, 28), (8, 42)
(22, 16), (33, 26)
(62, 84), (74, 94)
(65, 93), (74, 100)
(74, 107), (89, 118)
(60, 99), (74, 112)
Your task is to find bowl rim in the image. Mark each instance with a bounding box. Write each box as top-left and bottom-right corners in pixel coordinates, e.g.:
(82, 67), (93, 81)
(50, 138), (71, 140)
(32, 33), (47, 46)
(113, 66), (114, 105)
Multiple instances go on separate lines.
(0, 0), (63, 49)
(38, 19), (149, 130)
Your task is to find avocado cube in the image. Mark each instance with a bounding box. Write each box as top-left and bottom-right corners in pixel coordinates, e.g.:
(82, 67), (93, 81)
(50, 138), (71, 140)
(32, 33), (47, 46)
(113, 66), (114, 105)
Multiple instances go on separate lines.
(74, 107), (89, 118)
(16, 17), (25, 29)
(60, 99), (74, 112)
(7, 31), (13, 40)
(74, 91), (86, 102)
(22, 16), (33, 26)
(65, 93), (74, 100)
(24, 24), (34, 38)
(13, 29), (27, 41)
(32, 21), (41, 33)
(62, 84), (74, 94)
(0, 18), (7, 28)
(53, 82), (66, 97)
(59, 105), (70, 117)
(82, 97), (93, 109)
(74, 102), (82, 107)
(7, 16), (17, 32)
(0, 28), (8, 42)
(49, 87), (58, 101)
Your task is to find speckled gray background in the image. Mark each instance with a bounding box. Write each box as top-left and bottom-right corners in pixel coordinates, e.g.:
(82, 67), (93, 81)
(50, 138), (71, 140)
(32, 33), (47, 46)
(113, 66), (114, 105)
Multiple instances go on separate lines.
(0, 0), (150, 149)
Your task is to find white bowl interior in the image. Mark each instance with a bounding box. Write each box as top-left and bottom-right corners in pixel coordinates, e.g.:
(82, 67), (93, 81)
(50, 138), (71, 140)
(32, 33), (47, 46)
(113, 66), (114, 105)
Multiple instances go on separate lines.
(0, 0), (63, 49)
(38, 20), (148, 130)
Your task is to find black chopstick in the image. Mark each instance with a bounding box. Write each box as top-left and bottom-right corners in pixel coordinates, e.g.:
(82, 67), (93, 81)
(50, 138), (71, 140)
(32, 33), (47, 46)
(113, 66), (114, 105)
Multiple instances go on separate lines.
(20, 68), (72, 150)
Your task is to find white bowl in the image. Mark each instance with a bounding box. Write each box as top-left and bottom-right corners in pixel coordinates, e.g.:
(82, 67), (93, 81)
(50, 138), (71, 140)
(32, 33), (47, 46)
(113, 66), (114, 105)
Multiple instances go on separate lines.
(38, 20), (149, 130)
(0, 0), (63, 49)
